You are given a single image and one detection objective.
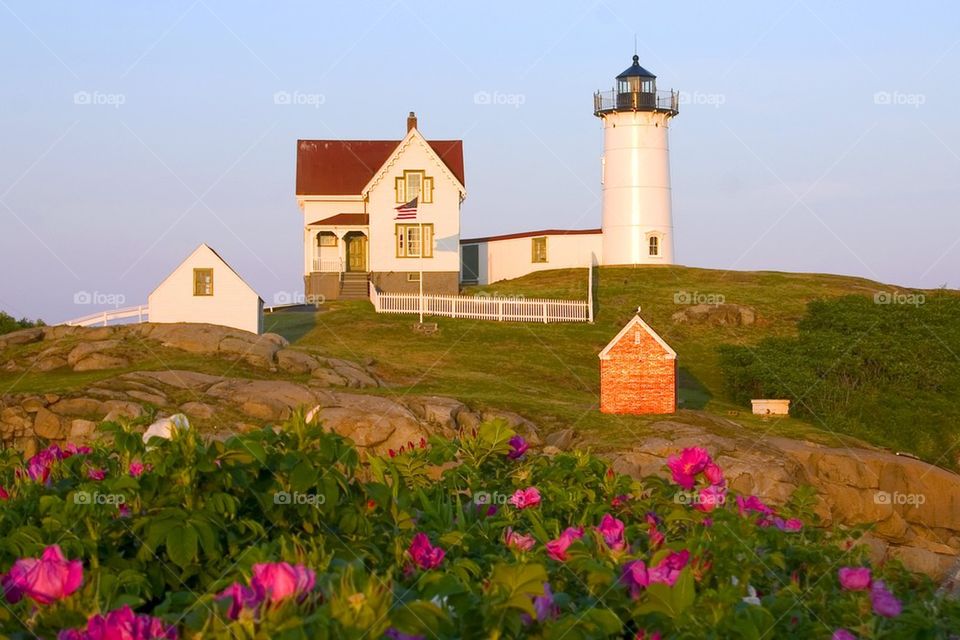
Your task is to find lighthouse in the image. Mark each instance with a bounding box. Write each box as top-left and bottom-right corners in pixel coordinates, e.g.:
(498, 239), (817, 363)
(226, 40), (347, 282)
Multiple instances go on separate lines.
(594, 55), (679, 265)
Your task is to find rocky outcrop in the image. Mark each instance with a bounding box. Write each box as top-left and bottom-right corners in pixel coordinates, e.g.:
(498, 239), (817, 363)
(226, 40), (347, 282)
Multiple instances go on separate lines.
(0, 323), (384, 387)
(607, 416), (960, 580)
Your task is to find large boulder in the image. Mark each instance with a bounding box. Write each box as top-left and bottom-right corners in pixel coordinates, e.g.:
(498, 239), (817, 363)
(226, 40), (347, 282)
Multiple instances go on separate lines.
(309, 392), (444, 453)
(206, 379), (321, 422)
(66, 340), (121, 367)
(33, 407), (65, 439)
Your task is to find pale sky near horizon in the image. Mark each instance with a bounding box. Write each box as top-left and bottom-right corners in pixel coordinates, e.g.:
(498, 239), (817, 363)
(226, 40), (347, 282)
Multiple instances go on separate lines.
(1, 1), (958, 322)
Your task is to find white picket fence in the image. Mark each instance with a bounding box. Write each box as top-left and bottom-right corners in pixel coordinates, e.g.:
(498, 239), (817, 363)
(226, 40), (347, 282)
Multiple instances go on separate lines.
(369, 283), (591, 323)
(64, 305), (149, 327)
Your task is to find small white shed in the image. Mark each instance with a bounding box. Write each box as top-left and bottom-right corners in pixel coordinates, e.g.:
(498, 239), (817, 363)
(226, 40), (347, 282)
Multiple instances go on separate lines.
(148, 244), (264, 334)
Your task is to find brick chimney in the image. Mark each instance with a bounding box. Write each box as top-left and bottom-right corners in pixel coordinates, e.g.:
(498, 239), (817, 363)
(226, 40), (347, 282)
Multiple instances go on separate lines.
(406, 111), (417, 132)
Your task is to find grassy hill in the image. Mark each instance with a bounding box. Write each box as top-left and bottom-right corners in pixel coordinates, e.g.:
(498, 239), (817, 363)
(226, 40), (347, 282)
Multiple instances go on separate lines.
(267, 265), (926, 453)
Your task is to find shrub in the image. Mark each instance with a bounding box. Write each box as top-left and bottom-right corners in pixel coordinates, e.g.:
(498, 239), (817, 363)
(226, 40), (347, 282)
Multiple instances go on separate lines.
(719, 294), (960, 465)
(0, 417), (957, 638)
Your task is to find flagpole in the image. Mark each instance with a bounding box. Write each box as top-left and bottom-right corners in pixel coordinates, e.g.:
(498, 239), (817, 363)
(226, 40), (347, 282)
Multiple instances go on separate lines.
(419, 217), (424, 323)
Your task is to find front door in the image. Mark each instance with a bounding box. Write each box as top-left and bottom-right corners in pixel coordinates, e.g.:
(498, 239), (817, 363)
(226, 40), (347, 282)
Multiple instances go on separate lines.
(346, 235), (368, 272)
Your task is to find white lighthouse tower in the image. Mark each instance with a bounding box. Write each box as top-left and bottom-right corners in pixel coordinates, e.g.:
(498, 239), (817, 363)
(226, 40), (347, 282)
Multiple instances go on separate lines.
(594, 55), (679, 265)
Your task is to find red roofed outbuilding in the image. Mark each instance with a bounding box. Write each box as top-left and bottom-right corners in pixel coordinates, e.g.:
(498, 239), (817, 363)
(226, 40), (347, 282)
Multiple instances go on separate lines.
(599, 313), (677, 414)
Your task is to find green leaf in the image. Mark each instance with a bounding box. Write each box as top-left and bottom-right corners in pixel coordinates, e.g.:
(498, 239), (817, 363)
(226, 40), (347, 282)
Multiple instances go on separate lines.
(290, 461), (319, 491)
(166, 525), (198, 569)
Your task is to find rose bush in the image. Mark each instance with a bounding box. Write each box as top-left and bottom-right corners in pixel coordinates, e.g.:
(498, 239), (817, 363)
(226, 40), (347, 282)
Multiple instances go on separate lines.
(0, 416), (957, 638)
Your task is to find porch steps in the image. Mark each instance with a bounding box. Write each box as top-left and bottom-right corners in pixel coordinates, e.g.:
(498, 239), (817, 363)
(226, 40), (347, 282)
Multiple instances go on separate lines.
(339, 272), (370, 300)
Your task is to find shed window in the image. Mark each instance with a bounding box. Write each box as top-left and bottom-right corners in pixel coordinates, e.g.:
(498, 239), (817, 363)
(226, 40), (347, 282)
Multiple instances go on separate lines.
(531, 237), (548, 263)
(193, 268), (213, 296)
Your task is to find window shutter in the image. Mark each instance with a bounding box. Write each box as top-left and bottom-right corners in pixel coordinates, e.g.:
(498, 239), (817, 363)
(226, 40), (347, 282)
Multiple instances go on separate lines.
(423, 177), (434, 203)
(424, 225), (433, 257)
(395, 177), (405, 203)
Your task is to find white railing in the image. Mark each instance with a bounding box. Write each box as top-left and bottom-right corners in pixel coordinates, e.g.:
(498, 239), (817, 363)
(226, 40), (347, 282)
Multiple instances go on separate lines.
(312, 258), (342, 272)
(64, 305), (148, 327)
(370, 284), (590, 323)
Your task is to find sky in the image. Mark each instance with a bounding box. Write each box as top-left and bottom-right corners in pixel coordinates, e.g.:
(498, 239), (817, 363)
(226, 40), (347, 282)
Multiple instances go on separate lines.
(1, 1), (958, 323)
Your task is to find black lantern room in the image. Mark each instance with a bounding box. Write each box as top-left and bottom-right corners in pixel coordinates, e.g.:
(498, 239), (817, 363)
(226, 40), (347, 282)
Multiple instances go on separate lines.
(594, 55), (679, 116)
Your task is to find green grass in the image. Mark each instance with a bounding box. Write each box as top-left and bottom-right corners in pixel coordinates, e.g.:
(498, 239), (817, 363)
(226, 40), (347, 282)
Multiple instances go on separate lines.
(277, 265), (908, 451)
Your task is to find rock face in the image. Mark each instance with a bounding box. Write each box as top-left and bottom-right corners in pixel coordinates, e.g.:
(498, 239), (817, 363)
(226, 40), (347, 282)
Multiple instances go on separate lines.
(606, 416), (960, 580)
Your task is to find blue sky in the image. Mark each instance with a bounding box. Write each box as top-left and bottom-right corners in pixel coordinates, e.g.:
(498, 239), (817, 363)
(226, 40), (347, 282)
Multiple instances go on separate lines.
(1, 0), (958, 322)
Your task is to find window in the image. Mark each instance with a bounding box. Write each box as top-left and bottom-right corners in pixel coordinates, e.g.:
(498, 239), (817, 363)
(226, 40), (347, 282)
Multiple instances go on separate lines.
(396, 224), (434, 258)
(193, 268), (213, 296)
(395, 170), (434, 204)
(648, 236), (660, 257)
(317, 232), (337, 247)
(407, 273), (421, 282)
(531, 237), (548, 263)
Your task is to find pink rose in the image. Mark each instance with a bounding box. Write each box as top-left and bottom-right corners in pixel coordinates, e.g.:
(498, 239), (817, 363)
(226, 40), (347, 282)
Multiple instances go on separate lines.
(703, 462), (725, 486)
(0, 486), (8, 501)
(838, 567), (871, 591)
(666, 447), (711, 489)
(2, 545), (83, 605)
(647, 550), (690, 587)
(129, 459), (146, 478)
(508, 487), (541, 510)
(695, 485), (726, 513)
(545, 527), (584, 562)
(217, 581), (265, 620)
(832, 630), (857, 640)
(57, 604), (176, 639)
(736, 495), (773, 516)
(621, 560), (649, 598)
(595, 514), (626, 550)
(504, 527), (536, 552)
(408, 533), (444, 570)
(87, 467), (107, 481)
(251, 562), (316, 603)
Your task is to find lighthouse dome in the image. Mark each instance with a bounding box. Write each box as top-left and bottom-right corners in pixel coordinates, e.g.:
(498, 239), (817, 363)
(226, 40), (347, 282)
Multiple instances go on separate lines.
(616, 55), (656, 80)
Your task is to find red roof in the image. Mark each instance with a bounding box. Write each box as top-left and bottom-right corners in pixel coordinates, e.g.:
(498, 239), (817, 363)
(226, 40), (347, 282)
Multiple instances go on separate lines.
(296, 139), (465, 196)
(307, 213), (369, 226)
(460, 228), (602, 244)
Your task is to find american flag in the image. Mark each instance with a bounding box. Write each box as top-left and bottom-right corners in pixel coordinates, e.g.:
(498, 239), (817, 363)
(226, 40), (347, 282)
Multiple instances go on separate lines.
(394, 196), (418, 220)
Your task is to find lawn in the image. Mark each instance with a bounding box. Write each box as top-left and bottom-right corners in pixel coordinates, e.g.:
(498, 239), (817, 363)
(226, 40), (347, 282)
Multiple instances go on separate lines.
(271, 265), (902, 452)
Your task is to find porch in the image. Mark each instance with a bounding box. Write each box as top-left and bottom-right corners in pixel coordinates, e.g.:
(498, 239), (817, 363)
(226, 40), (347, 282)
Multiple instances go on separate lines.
(305, 214), (370, 300)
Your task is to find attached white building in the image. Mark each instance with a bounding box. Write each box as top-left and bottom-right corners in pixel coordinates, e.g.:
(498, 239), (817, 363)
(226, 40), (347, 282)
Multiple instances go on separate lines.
(460, 229), (602, 286)
(147, 244), (264, 334)
(296, 112), (466, 300)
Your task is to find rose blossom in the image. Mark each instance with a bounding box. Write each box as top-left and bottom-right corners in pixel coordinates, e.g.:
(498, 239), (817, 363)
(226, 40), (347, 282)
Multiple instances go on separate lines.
(666, 447), (711, 489)
(595, 514), (626, 550)
(545, 527), (584, 562)
(870, 580), (902, 618)
(508, 487), (541, 509)
(57, 604), (177, 639)
(1, 545), (83, 605)
(408, 533), (444, 570)
(507, 435), (529, 460)
(837, 567), (871, 591)
(504, 527), (536, 552)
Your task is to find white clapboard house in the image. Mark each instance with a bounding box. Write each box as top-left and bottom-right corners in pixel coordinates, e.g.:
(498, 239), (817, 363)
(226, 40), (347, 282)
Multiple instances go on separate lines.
(296, 112), (466, 301)
(148, 243), (264, 334)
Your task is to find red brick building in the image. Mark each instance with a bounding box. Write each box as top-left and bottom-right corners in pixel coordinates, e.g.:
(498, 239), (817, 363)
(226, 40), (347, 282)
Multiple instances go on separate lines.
(599, 314), (677, 414)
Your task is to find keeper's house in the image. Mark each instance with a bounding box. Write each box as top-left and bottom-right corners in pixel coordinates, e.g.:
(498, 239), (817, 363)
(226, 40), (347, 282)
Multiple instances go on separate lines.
(295, 112), (465, 301)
